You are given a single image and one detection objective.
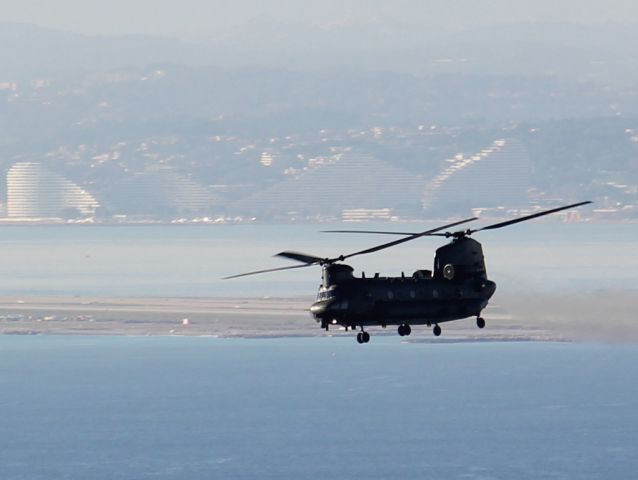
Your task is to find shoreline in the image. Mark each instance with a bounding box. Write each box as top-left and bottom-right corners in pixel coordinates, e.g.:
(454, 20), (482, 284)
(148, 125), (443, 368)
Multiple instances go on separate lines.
(0, 218), (636, 227)
(0, 294), (567, 342)
(1, 291), (636, 342)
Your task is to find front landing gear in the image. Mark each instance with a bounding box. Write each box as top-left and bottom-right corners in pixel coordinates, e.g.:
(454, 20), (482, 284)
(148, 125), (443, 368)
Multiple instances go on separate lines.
(477, 317), (486, 329)
(433, 324), (442, 337)
(398, 324), (412, 337)
(356, 330), (370, 344)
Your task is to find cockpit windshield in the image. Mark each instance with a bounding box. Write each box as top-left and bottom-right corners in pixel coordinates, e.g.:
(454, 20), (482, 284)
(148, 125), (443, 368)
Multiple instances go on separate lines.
(316, 289), (336, 301)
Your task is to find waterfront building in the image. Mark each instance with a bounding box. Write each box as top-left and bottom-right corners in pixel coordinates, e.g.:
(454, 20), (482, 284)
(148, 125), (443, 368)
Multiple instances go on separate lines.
(422, 139), (531, 215)
(6, 162), (99, 218)
(232, 153), (424, 219)
(105, 166), (217, 216)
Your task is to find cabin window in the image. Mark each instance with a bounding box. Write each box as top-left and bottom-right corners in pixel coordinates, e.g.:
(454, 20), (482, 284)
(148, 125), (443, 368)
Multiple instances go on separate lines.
(432, 289), (439, 299)
(410, 290), (416, 299)
(387, 291), (394, 300)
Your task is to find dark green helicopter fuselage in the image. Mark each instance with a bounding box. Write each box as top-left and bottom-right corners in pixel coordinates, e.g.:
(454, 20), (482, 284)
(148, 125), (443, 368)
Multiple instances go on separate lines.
(310, 237), (496, 328)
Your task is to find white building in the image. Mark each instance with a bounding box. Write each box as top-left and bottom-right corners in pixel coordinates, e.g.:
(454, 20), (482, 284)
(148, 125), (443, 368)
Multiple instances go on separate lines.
(422, 139), (531, 215)
(105, 166), (218, 216)
(232, 153), (424, 219)
(7, 162), (99, 218)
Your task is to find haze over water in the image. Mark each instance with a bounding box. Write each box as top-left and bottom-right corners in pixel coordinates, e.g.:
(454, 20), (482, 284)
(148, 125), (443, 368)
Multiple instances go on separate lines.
(0, 223), (635, 297)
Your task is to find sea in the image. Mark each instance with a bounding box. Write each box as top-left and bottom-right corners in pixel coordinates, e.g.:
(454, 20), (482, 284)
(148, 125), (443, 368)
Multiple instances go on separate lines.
(1, 336), (637, 479)
(0, 223), (637, 479)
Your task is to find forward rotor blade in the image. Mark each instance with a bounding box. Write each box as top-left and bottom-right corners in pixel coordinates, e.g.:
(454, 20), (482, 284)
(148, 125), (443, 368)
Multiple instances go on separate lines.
(472, 201), (592, 232)
(340, 217), (477, 260)
(276, 251), (325, 264)
(322, 216), (478, 237)
(322, 229), (419, 235)
(223, 263), (315, 280)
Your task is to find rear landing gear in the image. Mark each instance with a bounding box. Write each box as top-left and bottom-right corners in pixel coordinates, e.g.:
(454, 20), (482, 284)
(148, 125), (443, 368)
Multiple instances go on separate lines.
(398, 324), (412, 337)
(433, 324), (442, 337)
(477, 317), (486, 329)
(356, 330), (370, 344)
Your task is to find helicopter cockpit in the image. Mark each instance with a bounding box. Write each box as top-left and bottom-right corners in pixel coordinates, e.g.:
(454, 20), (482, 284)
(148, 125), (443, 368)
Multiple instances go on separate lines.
(322, 263), (354, 288)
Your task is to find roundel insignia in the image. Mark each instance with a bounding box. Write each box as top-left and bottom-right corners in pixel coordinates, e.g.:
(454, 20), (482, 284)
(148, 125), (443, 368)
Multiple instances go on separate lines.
(443, 264), (455, 280)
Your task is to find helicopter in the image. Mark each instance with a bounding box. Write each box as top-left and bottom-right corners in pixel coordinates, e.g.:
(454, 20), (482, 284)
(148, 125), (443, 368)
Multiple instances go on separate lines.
(225, 201), (591, 344)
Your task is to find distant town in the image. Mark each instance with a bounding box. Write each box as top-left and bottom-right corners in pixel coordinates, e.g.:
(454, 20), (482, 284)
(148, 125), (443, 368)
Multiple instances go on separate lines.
(1, 24), (638, 224)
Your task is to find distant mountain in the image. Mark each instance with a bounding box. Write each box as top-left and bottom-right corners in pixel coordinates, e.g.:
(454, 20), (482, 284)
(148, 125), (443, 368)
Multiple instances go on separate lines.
(0, 22), (212, 79)
(199, 20), (638, 84)
(3, 21), (638, 85)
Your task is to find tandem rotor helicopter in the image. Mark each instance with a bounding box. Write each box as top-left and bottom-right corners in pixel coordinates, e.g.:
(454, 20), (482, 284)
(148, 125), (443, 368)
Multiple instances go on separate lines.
(226, 201), (591, 344)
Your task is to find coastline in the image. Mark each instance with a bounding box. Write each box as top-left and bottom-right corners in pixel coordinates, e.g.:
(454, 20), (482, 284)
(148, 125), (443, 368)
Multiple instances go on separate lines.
(0, 294), (565, 342)
(0, 296), (315, 338)
(1, 290), (636, 342)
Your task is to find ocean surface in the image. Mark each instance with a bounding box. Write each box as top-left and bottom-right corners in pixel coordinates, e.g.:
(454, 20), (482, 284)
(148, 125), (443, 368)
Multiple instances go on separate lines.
(0, 222), (636, 297)
(0, 336), (637, 479)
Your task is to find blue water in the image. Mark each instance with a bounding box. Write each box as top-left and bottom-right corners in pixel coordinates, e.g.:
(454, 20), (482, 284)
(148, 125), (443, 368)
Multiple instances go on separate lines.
(0, 223), (636, 297)
(1, 337), (637, 479)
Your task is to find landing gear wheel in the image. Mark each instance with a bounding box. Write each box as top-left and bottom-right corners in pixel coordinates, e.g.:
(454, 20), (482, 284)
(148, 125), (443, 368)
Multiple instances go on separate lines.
(356, 331), (370, 344)
(433, 324), (442, 337)
(398, 324), (412, 336)
(477, 317), (486, 329)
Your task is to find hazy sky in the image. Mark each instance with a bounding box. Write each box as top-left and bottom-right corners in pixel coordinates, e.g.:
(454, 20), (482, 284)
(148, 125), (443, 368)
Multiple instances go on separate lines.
(2, 0), (638, 37)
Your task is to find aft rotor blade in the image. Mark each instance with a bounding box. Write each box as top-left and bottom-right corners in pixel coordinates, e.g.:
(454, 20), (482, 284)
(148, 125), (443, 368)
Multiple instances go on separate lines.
(276, 251), (325, 264)
(340, 217), (477, 260)
(223, 263), (316, 280)
(472, 201), (592, 232)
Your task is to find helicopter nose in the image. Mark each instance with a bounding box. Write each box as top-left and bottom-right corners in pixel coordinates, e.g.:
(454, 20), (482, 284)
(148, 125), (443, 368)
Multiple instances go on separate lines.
(310, 298), (342, 319)
(310, 302), (326, 316)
